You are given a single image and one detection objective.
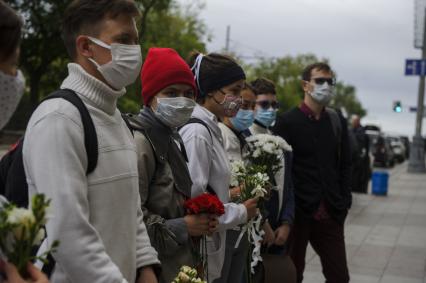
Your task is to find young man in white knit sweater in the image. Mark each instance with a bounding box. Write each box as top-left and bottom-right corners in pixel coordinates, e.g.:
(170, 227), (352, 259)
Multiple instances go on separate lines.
(22, 1), (160, 282)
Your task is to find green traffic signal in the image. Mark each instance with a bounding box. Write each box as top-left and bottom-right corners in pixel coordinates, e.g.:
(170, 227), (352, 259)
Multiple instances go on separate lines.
(393, 101), (402, 113)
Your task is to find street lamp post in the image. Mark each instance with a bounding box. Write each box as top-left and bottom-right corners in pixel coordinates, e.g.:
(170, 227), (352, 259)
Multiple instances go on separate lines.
(408, 6), (426, 173)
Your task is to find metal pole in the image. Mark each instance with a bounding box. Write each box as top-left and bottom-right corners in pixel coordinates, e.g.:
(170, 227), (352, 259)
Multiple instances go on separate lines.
(408, 7), (426, 173)
(225, 25), (230, 53)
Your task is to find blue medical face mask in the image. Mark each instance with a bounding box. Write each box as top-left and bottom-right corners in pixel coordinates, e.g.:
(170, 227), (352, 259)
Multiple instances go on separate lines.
(255, 108), (277, 127)
(230, 109), (254, 132)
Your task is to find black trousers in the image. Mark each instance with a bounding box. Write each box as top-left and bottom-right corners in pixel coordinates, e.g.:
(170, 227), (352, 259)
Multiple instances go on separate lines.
(289, 214), (349, 283)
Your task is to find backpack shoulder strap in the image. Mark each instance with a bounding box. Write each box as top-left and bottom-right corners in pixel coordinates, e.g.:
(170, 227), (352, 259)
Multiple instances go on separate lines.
(181, 117), (213, 140)
(326, 107), (342, 143)
(123, 113), (158, 169)
(326, 107), (343, 165)
(180, 118), (217, 195)
(43, 89), (98, 175)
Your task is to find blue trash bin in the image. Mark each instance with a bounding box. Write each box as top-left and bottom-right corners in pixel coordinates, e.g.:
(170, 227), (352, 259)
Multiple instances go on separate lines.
(371, 171), (389, 196)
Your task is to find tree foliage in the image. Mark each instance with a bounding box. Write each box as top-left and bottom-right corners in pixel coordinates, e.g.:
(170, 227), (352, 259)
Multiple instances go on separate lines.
(5, 0), (208, 129)
(330, 82), (367, 118)
(245, 54), (367, 117)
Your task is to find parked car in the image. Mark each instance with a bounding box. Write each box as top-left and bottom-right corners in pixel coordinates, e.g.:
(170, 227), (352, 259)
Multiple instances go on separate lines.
(365, 129), (380, 151)
(373, 135), (395, 168)
(386, 136), (406, 163)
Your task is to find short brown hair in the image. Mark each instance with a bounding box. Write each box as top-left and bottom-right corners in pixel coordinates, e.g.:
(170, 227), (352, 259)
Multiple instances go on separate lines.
(62, 0), (140, 59)
(0, 1), (23, 61)
(302, 62), (333, 81)
(251, 78), (276, 95)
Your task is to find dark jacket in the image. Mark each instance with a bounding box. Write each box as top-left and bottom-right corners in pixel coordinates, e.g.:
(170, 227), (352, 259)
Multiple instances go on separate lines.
(272, 107), (352, 224)
(128, 107), (194, 283)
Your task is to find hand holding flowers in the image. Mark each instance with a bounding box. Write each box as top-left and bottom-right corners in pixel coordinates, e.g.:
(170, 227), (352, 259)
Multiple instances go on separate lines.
(183, 193), (225, 281)
(0, 194), (59, 278)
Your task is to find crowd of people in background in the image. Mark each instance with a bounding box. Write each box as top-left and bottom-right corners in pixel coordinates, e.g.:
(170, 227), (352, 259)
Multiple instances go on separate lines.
(0, 0), (374, 283)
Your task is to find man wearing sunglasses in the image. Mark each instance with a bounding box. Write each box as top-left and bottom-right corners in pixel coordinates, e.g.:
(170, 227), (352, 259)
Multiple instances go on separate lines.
(273, 63), (352, 283)
(250, 78), (280, 132)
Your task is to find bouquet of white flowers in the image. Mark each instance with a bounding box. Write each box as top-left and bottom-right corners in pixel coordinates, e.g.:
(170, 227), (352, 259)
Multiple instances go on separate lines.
(172, 265), (206, 283)
(244, 134), (292, 179)
(0, 194), (59, 277)
(230, 160), (269, 202)
(230, 160), (270, 276)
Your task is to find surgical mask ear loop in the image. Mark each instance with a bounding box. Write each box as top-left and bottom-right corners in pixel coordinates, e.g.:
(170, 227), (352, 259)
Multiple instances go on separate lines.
(191, 53), (204, 96)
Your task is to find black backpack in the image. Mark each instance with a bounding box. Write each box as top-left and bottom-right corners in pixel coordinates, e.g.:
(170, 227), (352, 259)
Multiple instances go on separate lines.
(0, 89), (98, 276)
(0, 89), (98, 208)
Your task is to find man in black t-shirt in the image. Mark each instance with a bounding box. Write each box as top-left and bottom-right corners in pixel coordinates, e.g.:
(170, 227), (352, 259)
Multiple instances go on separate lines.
(272, 62), (351, 283)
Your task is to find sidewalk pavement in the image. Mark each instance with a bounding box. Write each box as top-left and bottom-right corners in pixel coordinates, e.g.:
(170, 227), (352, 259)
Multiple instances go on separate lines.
(303, 163), (426, 283)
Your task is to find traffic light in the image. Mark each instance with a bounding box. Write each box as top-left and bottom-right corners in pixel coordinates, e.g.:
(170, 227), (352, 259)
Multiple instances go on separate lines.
(393, 101), (402, 113)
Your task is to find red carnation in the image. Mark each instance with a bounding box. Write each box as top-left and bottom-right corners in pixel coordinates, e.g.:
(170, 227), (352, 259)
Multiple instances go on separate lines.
(184, 193), (225, 216)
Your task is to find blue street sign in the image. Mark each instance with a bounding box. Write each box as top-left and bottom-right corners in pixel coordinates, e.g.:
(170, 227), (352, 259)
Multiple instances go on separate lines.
(405, 59), (426, 75)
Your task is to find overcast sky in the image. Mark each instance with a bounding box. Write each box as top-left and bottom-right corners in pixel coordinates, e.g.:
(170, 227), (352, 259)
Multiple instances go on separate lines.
(179, 0), (424, 137)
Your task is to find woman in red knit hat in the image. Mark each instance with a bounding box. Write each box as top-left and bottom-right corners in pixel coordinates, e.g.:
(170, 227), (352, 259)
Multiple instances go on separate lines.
(126, 47), (218, 283)
(179, 52), (259, 283)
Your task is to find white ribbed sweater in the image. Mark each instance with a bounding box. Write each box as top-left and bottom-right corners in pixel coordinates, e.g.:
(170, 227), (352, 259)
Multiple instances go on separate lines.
(23, 63), (159, 283)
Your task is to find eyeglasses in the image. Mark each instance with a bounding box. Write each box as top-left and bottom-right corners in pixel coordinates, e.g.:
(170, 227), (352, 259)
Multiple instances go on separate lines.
(256, 100), (279, 110)
(312, 77), (336, 86)
(241, 99), (257, 110)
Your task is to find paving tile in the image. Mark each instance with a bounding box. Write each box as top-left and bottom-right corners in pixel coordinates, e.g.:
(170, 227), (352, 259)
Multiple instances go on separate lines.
(345, 224), (371, 245)
(300, 271), (324, 283)
(305, 244), (316, 263)
(350, 273), (381, 283)
(405, 214), (426, 227)
(384, 266), (425, 279)
(350, 213), (383, 226)
(397, 226), (426, 248)
(391, 246), (426, 262)
(364, 225), (400, 247)
(351, 244), (393, 269)
(348, 265), (385, 277)
(377, 213), (406, 226)
(410, 202), (426, 215)
(380, 274), (423, 283)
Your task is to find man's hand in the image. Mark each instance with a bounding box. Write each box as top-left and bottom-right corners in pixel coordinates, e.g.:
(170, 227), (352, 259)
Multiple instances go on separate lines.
(229, 186), (241, 201)
(262, 221), (275, 247)
(184, 214), (211, 237)
(243, 197), (259, 220)
(137, 266), (158, 283)
(0, 260), (49, 283)
(274, 223), (291, 246)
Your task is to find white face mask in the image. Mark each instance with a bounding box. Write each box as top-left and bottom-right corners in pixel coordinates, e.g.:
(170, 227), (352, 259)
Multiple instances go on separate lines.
(154, 97), (196, 128)
(87, 36), (142, 90)
(310, 82), (335, 105)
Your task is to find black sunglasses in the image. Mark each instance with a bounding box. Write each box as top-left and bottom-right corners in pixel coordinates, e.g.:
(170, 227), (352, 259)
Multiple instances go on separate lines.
(256, 100), (279, 110)
(312, 77), (336, 86)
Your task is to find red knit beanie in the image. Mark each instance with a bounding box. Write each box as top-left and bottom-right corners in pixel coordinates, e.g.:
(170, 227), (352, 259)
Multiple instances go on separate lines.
(141, 48), (196, 105)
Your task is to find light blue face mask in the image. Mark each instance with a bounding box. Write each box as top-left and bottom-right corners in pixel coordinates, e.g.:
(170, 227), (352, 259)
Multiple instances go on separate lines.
(255, 108), (277, 128)
(230, 109), (255, 132)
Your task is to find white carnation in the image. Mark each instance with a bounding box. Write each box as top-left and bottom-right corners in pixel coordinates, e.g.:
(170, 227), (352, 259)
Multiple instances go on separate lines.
(7, 208), (35, 227)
